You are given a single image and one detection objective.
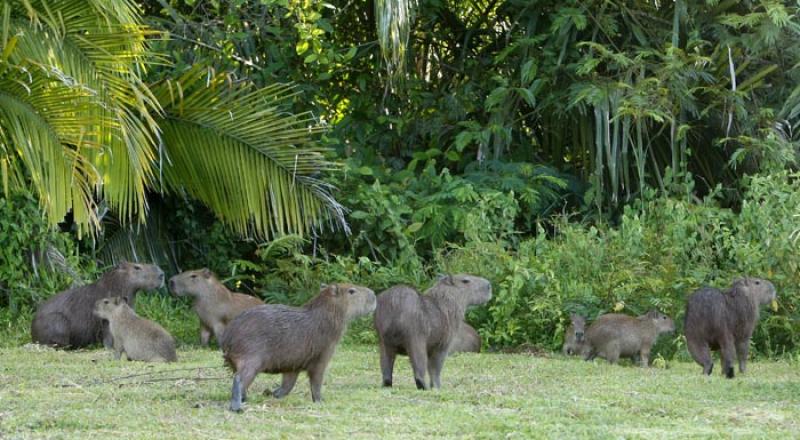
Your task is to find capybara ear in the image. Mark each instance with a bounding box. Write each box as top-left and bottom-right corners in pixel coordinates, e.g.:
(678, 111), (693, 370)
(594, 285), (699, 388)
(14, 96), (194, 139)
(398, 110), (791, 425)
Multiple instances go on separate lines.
(437, 274), (455, 286)
(329, 284), (339, 296)
(570, 313), (578, 320)
(121, 296), (129, 304)
(201, 268), (212, 278)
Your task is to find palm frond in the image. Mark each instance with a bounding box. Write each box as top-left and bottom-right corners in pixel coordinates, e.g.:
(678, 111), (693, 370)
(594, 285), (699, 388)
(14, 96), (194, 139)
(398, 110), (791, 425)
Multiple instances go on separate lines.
(375, 0), (418, 84)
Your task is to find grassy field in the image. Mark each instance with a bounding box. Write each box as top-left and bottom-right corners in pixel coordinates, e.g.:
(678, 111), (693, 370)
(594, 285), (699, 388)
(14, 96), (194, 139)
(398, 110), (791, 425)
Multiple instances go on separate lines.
(1, 344), (799, 439)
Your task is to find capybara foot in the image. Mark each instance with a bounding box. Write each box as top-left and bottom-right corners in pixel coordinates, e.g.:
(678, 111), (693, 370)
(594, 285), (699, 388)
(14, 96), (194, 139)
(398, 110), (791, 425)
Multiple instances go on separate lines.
(382, 379), (392, 387)
(725, 367), (735, 379)
(415, 378), (426, 390)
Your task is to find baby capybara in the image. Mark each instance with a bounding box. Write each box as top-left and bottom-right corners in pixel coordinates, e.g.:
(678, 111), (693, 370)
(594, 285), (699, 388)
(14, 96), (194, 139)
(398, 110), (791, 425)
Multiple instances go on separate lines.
(684, 277), (776, 378)
(584, 310), (675, 367)
(449, 323), (481, 354)
(169, 268), (263, 346)
(375, 274), (492, 390)
(93, 297), (177, 362)
(31, 262), (164, 348)
(222, 283), (376, 411)
(562, 313), (587, 356)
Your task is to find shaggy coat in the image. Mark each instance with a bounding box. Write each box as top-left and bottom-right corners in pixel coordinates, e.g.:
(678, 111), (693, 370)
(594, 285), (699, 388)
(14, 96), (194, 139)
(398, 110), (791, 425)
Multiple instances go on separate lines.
(93, 297), (177, 362)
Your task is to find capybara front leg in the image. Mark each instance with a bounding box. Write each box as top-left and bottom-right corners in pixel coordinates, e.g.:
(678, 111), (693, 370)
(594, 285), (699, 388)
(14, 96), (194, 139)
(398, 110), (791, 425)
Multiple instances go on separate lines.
(379, 343), (397, 387)
(407, 342), (429, 390)
(272, 372), (299, 399)
(720, 336), (736, 379)
(101, 320), (113, 349)
(199, 326), (212, 347)
(735, 339), (750, 374)
(638, 348), (650, 368)
(308, 365), (326, 403)
(212, 323), (227, 347)
(427, 350), (448, 389)
(230, 374), (244, 412)
(686, 338), (713, 375)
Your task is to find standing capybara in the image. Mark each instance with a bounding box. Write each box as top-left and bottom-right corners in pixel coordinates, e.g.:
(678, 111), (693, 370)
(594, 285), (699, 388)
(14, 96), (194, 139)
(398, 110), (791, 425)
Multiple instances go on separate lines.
(562, 313), (588, 356)
(684, 277), (776, 378)
(449, 323), (481, 354)
(584, 310), (675, 367)
(375, 274), (492, 390)
(93, 297), (177, 362)
(31, 262), (164, 348)
(222, 283), (376, 411)
(169, 268), (263, 346)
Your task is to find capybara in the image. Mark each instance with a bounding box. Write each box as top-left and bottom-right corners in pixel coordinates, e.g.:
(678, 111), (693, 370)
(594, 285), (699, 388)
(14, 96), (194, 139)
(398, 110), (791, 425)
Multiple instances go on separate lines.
(584, 310), (675, 367)
(562, 313), (587, 356)
(169, 268), (263, 346)
(93, 297), (177, 362)
(222, 283), (376, 411)
(31, 262), (164, 348)
(375, 274), (492, 390)
(449, 323), (481, 354)
(684, 277), (776, 378)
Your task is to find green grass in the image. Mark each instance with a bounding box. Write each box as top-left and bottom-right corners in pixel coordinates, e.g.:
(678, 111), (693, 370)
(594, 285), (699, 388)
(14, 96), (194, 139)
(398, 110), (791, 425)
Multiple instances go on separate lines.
(1, 345), (799, 439)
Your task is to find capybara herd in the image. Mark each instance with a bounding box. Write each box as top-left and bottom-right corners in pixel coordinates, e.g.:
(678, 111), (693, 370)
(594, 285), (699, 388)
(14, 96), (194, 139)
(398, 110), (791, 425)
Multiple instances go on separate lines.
(28, 262), (780, 412)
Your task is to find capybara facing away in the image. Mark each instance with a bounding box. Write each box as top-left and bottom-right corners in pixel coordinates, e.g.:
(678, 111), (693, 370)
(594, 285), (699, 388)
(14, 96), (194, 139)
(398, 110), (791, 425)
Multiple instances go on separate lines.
(584, 310), (675, 367)
(375, 274), (492, 390)
(562, 314), (587, 356)
(449, 323), (481, 354)
(684, 277), (776, 378)
(222, 284), (376, 411)
(31, 262), (164, 348)
(93, 297), (177, 362)
(169, 268), (263, 346)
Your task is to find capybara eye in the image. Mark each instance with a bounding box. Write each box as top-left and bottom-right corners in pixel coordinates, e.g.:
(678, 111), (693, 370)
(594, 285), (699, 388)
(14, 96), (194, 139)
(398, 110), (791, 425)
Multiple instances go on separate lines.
(462, 279), (470, 284)
(755, 280), (761, 285)
(191, 275), (197, 279)
(348, 288), (356, 294)
(134, 265), (142, 270)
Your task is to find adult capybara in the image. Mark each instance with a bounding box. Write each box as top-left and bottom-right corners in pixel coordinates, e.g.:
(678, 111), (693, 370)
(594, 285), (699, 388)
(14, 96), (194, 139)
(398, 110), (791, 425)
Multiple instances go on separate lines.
(684, 277), (776, 378)
(449, 323), (481, 354)
(93, 297), (177, 362)
(584, 310), (675, 367)
(222, 283), (376, 411)
(31, 262), (164, 348)
(169, 268), (263, 346)
(375, 274), (492, 390)
(562, 313), (587, 356)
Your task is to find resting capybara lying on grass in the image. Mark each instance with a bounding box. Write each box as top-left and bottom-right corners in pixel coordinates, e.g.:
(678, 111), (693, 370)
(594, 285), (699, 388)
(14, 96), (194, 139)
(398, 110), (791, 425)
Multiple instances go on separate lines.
(375, 274), (492, 390)
(31, 262), (164, 348)
(684, 277), (776, 378)
(222, 283), (376, 411)
(449, 323), (481, 354)
(584, 310), (675, 367)
(93, 297), (177, 362)
(169, 269), (263, 346)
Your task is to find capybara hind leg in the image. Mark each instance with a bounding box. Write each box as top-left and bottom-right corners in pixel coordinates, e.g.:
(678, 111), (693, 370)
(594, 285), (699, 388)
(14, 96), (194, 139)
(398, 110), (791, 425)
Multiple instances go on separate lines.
(35, 313), (71, 347)
(686, 338), (713, 375)
(427, 350), (447, 389)
(379, 344), (397, 387)
(272, 372), (299, 399)
(605, 344), (620, 364)
(407, 342), (429, 390)
(720, 337), (736, 379)
(735, 339), (750, 374)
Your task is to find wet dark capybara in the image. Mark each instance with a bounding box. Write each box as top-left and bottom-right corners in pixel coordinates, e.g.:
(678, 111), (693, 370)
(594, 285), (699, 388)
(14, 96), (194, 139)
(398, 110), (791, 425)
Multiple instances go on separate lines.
(31, 262), (164, 348)
(169, 268), (263, 346)
(562, 313), (588, 356)
(93, 297), (177, 362)
(375, 274), (492, 390)
(222, 283), (376, 411)
(684, 277), (777, 378)
(449, 323), (481, 354)
(584, 310), (675, 367)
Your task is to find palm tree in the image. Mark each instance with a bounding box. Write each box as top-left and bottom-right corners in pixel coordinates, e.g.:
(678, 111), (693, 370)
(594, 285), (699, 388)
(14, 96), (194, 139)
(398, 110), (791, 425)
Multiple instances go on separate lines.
(0, 0), (343, 239)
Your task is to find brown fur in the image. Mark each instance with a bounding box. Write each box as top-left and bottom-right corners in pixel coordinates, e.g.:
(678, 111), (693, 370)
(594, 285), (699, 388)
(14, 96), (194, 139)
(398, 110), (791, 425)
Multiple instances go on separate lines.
(562, 314), (587, 356)
(449, 323), (481, 354)
(584, 310), (675, 367)
(31, 262), (164, 348)
(684, 277), (776, 378)
(169, 268), (263, 347)
(93, 297), (177, 362)
(222, 283), (376, 411)
(374, 274), (492, 390)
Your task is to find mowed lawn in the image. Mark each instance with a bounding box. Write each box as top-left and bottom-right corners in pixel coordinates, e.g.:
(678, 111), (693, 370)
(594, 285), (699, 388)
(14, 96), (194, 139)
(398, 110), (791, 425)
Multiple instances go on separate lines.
(1, 344), (799, 439)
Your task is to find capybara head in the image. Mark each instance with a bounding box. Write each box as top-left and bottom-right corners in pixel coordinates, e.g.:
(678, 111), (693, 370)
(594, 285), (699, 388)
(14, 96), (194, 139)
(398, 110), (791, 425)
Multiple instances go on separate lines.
(644, 309), (675, 333)
(115, 262), (165, 290)
(435, 274), (492, 306)
(321, 283), (376, 319)
(733, 277), (777, 306)
(169, 268), (216, 297)
(570, 313), (586, 343)
(93, 296), (129, 320)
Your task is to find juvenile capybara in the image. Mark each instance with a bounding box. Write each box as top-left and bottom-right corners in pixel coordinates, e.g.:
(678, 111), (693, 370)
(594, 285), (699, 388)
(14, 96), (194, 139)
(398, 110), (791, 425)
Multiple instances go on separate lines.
(93, 297), (177, 362)
(222, 283), (376, 411)
(31, 262), (164, 348)
(375, 274), (492, 390)
(684, 277), (776, 378)
(169, 268), (263, 346)
(562, 313), (587, 356)
(449, 323), (481, 354)
(584, 310), (675, 367)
